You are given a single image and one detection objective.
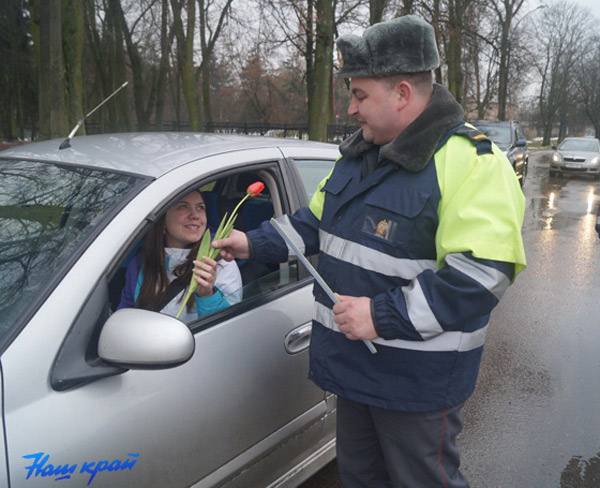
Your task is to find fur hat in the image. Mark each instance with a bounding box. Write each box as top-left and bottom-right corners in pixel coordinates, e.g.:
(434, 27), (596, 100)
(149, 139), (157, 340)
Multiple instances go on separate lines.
(336, 15), (439, 78)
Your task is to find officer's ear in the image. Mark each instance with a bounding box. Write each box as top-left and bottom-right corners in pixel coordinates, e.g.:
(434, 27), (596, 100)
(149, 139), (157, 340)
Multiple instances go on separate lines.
(395, 81), (412, 110)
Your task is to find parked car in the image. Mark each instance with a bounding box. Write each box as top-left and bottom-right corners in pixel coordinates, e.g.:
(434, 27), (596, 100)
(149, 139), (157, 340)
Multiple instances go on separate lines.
(0, 133), (339, 488)
(470, 120), (529, 186)
(550, 136), (600, 179)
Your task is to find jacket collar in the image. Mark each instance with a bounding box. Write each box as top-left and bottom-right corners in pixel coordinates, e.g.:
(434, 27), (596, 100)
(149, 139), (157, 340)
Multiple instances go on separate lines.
(339, 84), (464, 172)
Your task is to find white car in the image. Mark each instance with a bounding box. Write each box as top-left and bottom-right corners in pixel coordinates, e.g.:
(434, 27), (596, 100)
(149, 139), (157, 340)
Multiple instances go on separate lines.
(0, 132), (338, 487)
(550, 137), (600, 179)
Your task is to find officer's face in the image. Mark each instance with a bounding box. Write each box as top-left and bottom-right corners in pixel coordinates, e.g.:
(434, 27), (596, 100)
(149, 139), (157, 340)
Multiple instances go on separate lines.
(347, 77), (404, 145)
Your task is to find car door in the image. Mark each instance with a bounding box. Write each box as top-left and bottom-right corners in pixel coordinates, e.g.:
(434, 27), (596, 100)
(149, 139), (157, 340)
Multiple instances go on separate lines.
(1, 148), (332, 488)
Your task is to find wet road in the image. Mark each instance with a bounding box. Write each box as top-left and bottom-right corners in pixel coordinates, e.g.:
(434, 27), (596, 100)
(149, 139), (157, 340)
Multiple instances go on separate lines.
(302, 151), (600, 487)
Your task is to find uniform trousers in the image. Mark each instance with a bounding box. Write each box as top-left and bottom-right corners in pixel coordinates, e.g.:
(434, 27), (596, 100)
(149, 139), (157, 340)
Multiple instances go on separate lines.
(336, 396), (469, 488)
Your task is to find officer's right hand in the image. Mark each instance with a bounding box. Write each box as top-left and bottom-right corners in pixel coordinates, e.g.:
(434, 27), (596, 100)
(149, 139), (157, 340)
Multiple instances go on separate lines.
(211, 229), (250, 261)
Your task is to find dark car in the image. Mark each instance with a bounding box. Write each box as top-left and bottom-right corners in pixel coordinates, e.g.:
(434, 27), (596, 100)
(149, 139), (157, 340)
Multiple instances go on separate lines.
(471, 120), (529, 187)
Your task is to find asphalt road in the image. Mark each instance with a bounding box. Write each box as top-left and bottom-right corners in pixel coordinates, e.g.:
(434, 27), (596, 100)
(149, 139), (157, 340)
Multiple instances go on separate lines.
(301, 150), (600, 487)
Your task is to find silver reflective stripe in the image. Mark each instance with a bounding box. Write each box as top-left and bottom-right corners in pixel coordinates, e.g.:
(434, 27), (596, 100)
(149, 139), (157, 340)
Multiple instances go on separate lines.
(319, 230), (438, 279)
(277, 215), (306, 256)
(403, 279), (443, 340)
(313, 302), (487, 352)
(445, 253), (510, 301)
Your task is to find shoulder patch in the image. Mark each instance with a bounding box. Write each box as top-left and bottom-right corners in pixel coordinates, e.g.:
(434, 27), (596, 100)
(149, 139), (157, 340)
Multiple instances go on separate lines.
(454, 126), (493, 155)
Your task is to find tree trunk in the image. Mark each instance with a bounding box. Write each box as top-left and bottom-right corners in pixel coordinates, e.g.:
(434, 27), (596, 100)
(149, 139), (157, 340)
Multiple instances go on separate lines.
(369, 0), (387, 25)
(38, 0), (66, 140)
(106, 0), (133, 132)
(308, 0), (334, 141)
(171, 0), (202, 131)
(497, 19), (510, 121)
(446, 0), (464, 104)
(154, 0), (171, 130)
(62, 0), (85, 134)
(197, 0), (233, 128)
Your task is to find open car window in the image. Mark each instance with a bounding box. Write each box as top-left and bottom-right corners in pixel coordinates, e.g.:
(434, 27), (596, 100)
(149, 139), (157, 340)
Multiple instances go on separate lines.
(108, 166), (307, 326)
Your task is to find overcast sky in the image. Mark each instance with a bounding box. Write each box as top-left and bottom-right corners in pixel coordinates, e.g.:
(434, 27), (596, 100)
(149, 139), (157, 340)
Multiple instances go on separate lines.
(569, 0), (600, 18)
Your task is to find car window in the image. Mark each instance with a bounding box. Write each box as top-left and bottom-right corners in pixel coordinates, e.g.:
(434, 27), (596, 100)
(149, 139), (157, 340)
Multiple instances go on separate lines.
(293, 159), (336, 200)
(559, 139), (600, 152)
(0, 159), (146, 343)
(476, 125), (512, 146)
(109, 168), (308, 326)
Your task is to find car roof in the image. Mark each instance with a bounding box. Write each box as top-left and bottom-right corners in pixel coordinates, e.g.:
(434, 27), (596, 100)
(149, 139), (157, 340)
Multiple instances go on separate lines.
(0, 132), (338, 178)
(470, 120), (518, 126)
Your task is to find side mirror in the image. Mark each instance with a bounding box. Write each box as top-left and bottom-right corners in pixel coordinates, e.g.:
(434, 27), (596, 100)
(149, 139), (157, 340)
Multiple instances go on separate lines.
(552, 145), (557, 150)
(516, 139), (527, 148)
(98, 309), (195, 369)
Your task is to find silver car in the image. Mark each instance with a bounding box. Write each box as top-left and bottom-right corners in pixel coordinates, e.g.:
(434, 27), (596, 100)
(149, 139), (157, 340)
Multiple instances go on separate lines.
(550, 137), (600, 179)
(0, 133), (338, 487)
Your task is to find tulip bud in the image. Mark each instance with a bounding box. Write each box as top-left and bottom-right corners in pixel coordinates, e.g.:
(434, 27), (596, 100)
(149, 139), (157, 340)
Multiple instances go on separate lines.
(247, 181), (265, 197)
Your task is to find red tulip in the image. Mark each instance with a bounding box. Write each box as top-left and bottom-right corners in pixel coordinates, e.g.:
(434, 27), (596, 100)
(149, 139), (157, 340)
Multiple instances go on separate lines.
(246, 181), (265, 197)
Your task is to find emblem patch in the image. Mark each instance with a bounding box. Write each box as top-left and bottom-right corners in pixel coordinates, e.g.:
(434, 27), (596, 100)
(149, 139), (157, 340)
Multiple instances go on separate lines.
(363, 211), (400, 242)
(375, 219), (389, 238)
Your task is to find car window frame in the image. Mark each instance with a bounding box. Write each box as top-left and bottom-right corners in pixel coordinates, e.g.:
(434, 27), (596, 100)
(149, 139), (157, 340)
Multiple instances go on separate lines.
(48, 154), (317, 392)
(106, 160), (314, 336)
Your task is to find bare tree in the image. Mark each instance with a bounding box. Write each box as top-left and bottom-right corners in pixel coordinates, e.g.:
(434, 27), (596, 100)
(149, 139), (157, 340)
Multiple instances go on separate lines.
(62, 0), (85, 134)
(170, 0), (202, 130)
(462, 5), (499, 119)
(488, 0), (527, 121)
(574, 36), (600, 138)
(530, 1), (593, 144)
(369, 0), (390, 24)
(37, 0), (66, 139)
(197, 0), (235, 126)
(1, 0), (37, 139)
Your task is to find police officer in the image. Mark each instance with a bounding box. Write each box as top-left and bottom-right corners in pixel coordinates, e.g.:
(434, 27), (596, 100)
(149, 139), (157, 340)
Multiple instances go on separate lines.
(214, 15), (526, 488)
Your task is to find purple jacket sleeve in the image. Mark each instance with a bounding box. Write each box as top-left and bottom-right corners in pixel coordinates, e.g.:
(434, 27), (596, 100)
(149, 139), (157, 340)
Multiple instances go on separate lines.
(117, 254), (142, 310)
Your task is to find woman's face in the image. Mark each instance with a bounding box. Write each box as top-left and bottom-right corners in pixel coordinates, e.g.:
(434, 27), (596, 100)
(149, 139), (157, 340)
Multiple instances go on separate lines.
(164, 191), (207, 248)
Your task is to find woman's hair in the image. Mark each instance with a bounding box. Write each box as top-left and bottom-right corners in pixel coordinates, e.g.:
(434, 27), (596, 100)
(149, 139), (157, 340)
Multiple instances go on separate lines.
(135, 192), (204, 313)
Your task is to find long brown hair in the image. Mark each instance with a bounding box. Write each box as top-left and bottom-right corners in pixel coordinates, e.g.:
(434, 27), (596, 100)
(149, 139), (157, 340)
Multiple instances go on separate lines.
(135, 201), (203, 313)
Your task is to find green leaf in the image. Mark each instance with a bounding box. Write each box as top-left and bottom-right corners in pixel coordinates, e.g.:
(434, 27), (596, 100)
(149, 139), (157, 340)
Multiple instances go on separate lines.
(176, 229), (211, 319)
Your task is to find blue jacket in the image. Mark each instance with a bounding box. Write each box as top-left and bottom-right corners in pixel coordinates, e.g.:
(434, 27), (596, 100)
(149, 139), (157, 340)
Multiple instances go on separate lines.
(117, 253), (231, 318)
(248, 85), (526, 411)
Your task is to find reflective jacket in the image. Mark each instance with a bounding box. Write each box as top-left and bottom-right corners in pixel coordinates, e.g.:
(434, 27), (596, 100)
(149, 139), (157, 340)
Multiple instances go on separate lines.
(250, 94), (526, 411)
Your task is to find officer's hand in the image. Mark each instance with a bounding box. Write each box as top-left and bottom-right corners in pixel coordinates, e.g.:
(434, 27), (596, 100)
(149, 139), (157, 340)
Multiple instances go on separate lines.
(211, 229), (250, 261)
(333, 295), (378, 341)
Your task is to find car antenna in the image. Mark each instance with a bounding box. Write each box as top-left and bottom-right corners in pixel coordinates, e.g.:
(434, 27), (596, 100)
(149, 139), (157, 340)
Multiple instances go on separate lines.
(59, 81), (129, 150)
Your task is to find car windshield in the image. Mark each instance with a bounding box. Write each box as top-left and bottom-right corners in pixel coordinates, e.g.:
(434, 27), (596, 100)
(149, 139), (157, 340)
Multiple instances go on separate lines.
(476, 125), (512, 146)
(558, 139), (599, 152)
(0, 159), (145, 344)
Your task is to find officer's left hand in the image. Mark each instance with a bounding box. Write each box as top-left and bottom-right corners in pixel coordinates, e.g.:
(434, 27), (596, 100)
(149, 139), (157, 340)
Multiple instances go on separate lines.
(333, 295), (378, 341)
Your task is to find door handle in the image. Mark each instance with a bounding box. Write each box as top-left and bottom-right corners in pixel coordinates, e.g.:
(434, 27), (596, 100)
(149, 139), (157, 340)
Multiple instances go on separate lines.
(284, 323), (312, 354)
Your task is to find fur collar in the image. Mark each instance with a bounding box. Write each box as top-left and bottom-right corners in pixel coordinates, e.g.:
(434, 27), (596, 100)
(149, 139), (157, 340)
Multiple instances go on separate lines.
(339, 84), (464, 172)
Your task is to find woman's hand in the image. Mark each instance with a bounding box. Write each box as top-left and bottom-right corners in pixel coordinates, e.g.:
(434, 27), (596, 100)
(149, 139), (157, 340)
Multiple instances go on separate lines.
(193, 256), (218, 297)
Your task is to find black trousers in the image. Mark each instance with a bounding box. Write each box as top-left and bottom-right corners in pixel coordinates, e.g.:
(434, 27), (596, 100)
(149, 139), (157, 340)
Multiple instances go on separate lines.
(336, 397), (469, 488)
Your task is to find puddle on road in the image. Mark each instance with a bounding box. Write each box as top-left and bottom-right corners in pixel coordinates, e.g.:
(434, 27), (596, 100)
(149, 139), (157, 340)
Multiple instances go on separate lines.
(528, 185), (597, 232)
(561, 451), (600, 487)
